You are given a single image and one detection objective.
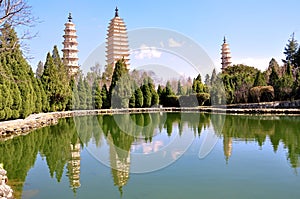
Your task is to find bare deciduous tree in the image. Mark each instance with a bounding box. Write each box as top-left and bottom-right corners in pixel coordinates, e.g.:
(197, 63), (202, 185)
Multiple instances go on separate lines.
(0, 0), (36, 27)
(0, 0), (38, 54)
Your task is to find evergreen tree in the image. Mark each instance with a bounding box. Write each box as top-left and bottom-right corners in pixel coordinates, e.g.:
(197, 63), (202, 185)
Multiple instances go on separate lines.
(283, 33), (298, 66)
(253, 71), (267, 87)
(165, 81), (175, 96)
(129, 92), (136, 108)
(36, 61), (44, 79)
(134, 88), (144, 108)
(141, 84), (152, 107)
(84, 78), (93, 109)
(9, 81), (22, 119)
(0, 24), (36, 118)
(31, 76), (43, 113)
(0, 81), (13, 120)
(269, 67), (279, 87)
(71, 81), (80, 110)
(177, 80), (184, 95)
(149, 82), (159, 106)
(101, 84), (110, 109)
(192, 74), (204, 93)
(102, 63), (114, 86)
(92, 79), (102, 109)
(204, 74), (211, 86)
(110, 58), (132, 108)
(37, 78), (49, 112)
(41, 46), (71, 111)
(293, 69), (300, 99)
(211, 69), (217, 83)
(157, 85), (163, 98)
(77, 76), (87, 110)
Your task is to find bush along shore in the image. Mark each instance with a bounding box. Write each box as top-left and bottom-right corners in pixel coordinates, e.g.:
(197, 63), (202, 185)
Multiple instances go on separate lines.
(1, 101), (300, 142)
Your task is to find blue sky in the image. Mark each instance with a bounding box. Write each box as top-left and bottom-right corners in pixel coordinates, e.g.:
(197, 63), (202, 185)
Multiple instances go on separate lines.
(26, 0), (300, 74)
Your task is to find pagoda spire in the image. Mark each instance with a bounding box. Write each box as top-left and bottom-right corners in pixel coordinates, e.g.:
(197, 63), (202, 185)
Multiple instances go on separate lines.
(221, 36), (232, 71)
(115, 6), (119, 17)
(68, 13), (72, 22)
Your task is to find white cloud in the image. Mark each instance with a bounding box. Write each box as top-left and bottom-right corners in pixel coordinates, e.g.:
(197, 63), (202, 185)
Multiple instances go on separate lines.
(168, 38), (184, 47)
(134, 44), (162, 60)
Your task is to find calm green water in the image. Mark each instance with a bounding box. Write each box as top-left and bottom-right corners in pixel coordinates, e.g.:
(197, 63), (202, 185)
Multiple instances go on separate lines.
(1, 113), (300, 199)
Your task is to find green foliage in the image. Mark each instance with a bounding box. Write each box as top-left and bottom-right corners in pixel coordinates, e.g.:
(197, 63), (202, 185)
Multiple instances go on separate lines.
(249, 86), (274, 103)
(283, 33), (298, 66)
(84, 78), (93, 109)
(41, 46), (71, 112)
(92, 80), (102, 109)
(134, 88), (143, 108)
(77, 77), (87, 110)
(0, 24), (37, 119)
(196, 93), (210, 106)
(253, 71), (267, 87)
(129, 92), (135, 108)
(192, 74), (205, 93)
(221, 65), (259, 104)
(293, 70), (300, 99)
(101, 84), (110, 109)
(36, 61), (44, 79)
(141, 84), (151, 107)
(177, 80), (184, 95)
(110, 58), (130, 108)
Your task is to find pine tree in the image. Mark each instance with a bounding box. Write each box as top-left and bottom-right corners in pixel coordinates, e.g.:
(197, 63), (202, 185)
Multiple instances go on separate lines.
(192, 74), (204, 93)
(165, 81), (175, 96)
(283, 33), (298, 66)
(31, 76), (43, 113)
(110, 58), (132, 108)
(9, 81), (22, 119)
(157, 85), (163, 98)
(92, 79), (102, 109)
(148, 81), (159, 106)
(204, 74), (211, 86)
(177, 80), (183, 95)
(77, 76), (87, 110)
(84, 78), (93, 109)
(253, 71), (267, 87)
(211, 69), (217, 83)
(41, 46), (71, 111)
(0, 24), (36, 118)
(269, 67), (279, 87)
(71, 81), (80, 110)
(129, 92), (136, 108)
(101, 84), (110, 109)
(37, 78), (49, 112)
(134, 88), (144, 108)
(36, 61), (44, 79)
(141, 84), (152, 107)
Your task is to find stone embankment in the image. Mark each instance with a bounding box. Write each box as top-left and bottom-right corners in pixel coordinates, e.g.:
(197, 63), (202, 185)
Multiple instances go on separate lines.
(1, 101), (300, 141)
(0, 165), (13, 199)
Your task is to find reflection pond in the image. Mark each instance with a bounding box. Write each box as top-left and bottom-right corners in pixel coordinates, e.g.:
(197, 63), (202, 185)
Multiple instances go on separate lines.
(1, 112), (300, 199)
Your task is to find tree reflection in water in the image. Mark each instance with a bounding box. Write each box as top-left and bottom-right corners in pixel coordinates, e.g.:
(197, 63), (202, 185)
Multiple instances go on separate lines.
(0, 113), (300, 198)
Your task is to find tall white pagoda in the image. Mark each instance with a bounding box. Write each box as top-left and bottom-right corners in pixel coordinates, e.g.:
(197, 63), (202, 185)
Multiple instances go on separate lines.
(62, 13), (79, 76)
(106, 7), (130, 69)
(221, 36), (232, 71)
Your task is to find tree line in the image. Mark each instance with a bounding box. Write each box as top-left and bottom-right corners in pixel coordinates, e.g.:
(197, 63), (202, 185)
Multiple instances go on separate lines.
(2, 24), (300, 120)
